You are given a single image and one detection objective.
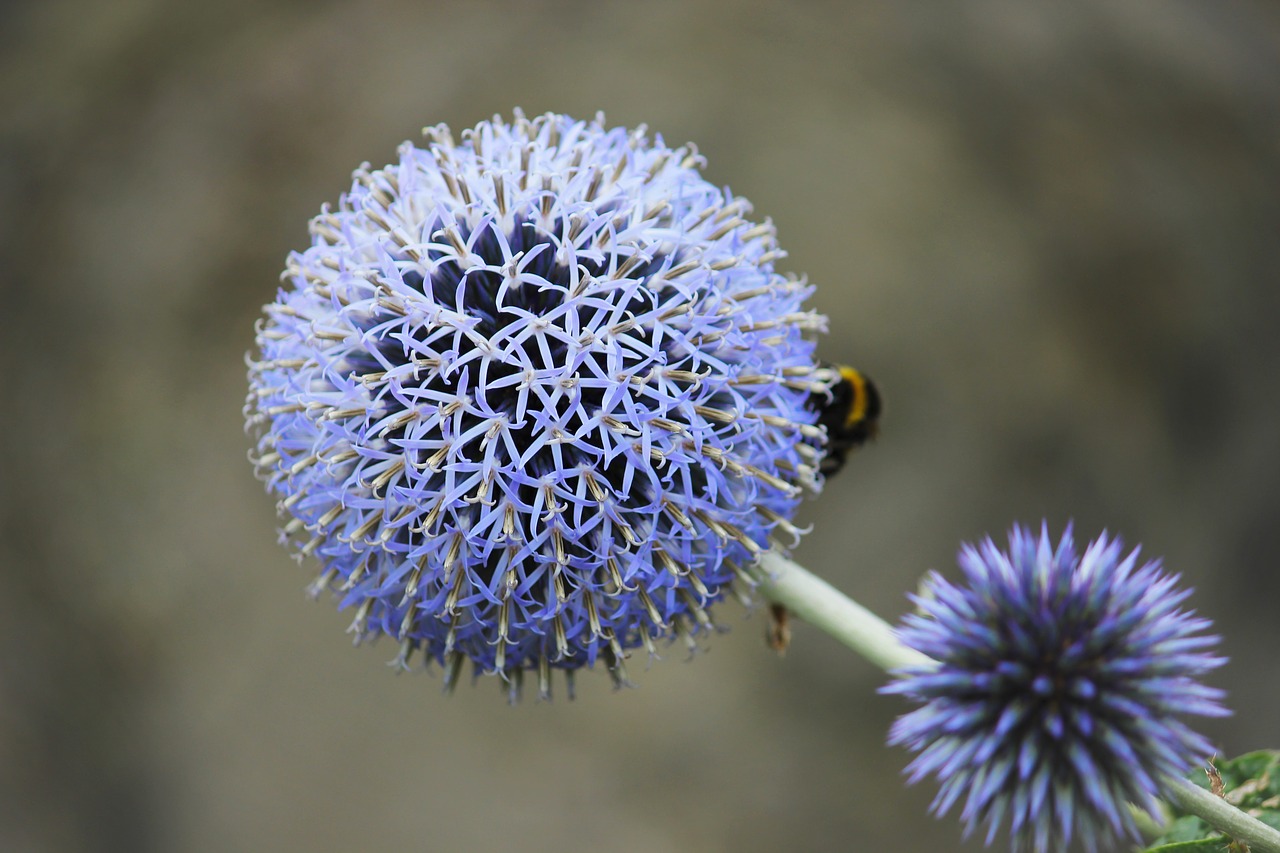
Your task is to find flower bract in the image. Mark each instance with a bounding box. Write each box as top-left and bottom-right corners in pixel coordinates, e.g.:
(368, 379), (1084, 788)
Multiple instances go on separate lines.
(883, 523), (1229, 852)
(246, 111), (828, 698)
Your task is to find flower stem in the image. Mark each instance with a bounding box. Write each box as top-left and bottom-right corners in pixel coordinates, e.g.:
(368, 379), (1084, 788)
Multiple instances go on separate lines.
(1163, 774), (1280, 853)
(754, 551), (932, 671)
(755, 550), (1280, 853)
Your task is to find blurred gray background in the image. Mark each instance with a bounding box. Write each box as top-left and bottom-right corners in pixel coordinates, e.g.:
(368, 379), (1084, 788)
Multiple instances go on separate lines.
(3, 1), (1278, 851)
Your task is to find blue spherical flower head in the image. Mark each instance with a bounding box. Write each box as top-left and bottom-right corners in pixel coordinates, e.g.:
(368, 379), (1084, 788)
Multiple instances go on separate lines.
(882, 524), (1229, 852)
(246, 112), (828, 699)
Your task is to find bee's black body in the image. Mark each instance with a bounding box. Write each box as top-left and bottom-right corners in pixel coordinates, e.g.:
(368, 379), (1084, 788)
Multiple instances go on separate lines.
(812, 364), (881, 476)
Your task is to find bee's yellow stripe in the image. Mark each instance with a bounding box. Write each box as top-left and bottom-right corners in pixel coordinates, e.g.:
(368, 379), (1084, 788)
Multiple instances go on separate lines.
(838, 365), (869, 430)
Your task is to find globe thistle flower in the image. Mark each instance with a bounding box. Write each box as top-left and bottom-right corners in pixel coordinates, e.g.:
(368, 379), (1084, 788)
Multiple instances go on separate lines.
(245, 111), (829, 699)
(882, 524), (1229, 852)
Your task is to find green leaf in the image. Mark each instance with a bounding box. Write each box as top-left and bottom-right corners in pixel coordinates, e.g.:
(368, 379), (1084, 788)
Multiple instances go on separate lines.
(1140, 840), (1231, 853)
(1157, 815), (1221, 843)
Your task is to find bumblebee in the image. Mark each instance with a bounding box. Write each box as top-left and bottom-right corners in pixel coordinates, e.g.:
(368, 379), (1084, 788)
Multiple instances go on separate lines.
(766, 364), (881, 655)
(811, 363), (881, 477)
(757, 358), (880, 650)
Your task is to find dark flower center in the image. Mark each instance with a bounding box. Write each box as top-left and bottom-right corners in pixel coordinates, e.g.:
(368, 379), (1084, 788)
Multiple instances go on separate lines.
(340, 215), (720, 589)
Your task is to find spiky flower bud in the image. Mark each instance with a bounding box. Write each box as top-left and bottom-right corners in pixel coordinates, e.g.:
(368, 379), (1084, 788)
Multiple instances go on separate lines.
(882, 524), (1229, 852)
(246, 111), (828, 698)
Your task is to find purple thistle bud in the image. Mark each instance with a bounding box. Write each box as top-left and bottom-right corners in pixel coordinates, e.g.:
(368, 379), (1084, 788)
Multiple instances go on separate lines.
(882, 523), (1229, 852)
(245, 111), (828, 699)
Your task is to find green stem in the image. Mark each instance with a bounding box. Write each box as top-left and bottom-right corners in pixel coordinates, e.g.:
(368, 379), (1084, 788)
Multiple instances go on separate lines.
(755, 550), (1280, 853)
(1163, 774), (1280, 852)
(754, 551), (931, 671)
